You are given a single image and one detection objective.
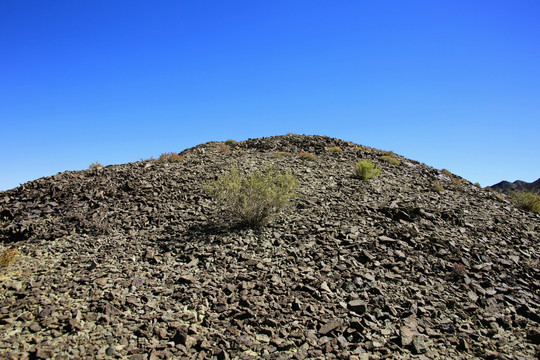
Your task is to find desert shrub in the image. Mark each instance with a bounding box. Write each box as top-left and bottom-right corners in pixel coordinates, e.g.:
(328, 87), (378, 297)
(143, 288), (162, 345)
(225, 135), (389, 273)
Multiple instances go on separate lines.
(441, 169), (453, 177)
(273, 152), (292, 158)
(381, 150), (396, 157)
(159, 152), (184, 163)
(381, 155), (400, 166)
(432, 181), (444, 193)
(511, 191), (540, 214)
(326, 146), (343, 153)
(206, 167), (298, 228)
(219, 145), (231, 153)
(354, 160), (381, 180)
(474, 182), (481, 188)
(451, 177), (467, 186)
(225, 139), (237, 145)
(89, 162), (103, 170)
(379, 150), (400, 166)
(0, 248), (18, 268)
(299, 152), (316, 161)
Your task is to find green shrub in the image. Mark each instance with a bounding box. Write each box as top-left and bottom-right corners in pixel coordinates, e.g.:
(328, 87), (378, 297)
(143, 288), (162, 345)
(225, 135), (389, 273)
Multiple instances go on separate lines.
(206, 167), (298, 228)
(474, 182), (481, 188)
(381, 155), (400, 166)
(354, 160), (381, 180)
(225, 139), (237, 145)
(511, 191), (540, 214)
(379, 150), (400, 166)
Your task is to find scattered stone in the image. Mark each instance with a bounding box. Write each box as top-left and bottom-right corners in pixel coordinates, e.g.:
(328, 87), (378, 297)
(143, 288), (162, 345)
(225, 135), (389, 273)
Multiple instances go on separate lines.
(28, 322), (41, 333)
(400, 326), (416, 346)
(0, 135), (538, 359)
(319, 319), (342, 335)
(412, 335), (427, 354)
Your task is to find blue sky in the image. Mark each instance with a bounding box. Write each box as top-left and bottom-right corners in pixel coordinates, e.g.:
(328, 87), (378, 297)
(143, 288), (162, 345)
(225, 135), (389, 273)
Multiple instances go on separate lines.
(1, 1), (539, 190)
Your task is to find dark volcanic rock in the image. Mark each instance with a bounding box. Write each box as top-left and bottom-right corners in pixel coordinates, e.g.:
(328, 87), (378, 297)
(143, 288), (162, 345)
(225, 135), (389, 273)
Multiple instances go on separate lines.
(0, 134), (539, 359)
(491, 178), (540, 193)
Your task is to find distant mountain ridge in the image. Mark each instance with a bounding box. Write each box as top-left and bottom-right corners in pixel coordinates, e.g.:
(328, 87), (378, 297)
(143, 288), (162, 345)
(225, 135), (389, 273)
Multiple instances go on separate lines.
(490, 177), (540, 193)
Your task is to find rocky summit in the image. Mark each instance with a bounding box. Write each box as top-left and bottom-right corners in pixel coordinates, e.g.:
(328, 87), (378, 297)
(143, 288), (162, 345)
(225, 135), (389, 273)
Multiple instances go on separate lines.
(0, 134), (539, 360)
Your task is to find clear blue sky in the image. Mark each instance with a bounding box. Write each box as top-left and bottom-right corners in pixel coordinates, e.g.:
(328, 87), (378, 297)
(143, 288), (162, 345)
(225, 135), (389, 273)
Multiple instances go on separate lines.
(1, 1), (539, 191)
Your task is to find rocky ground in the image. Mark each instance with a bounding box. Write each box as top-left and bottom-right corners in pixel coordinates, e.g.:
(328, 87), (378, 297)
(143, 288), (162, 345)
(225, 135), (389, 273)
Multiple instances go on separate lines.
(1, 134), (539, 359)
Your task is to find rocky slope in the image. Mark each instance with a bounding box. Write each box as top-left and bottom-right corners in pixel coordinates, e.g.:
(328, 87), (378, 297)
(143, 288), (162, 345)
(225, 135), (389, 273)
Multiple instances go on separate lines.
(0, 134), (539, 360)
(490, 178), (540, 193)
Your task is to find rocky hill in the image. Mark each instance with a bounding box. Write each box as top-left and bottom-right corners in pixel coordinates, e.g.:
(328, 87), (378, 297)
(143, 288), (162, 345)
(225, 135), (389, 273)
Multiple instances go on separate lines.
(490, 178), (540, 193)
(0, 134), (539, 359)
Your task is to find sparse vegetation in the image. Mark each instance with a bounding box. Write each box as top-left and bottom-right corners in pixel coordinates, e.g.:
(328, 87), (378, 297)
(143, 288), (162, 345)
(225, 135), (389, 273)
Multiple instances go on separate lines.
(273, 152), (292, 158)
(159, 152), (184, 163)
(206, 167), (298, 228)
(511, 191), (540, 214)
(89, 162), (103, 170)
(474, 182), (481, 188)
(299, 152), (316, 161)
(326, 146), (343, 153)
(381, 155), (400, 166)
(441, 169), (453, 177)
(380, 151), (400, 166)
(219, 145), (231, 153)
(354, 160), (381, 180)
(225, 139), (237, 145)
(0, 248), (18, 268)
(432, 181), (444, 193)
(381, 150), (396, 157)
(451, 177), (467, 186)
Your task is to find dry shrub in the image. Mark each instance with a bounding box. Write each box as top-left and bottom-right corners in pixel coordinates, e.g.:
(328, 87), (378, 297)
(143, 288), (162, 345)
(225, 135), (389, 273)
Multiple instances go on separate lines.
(273, 152), (292, 158)
(219, 145), (231, 153)
(159, 152), (184, 163)
(441, 169), (453, 177)
(89, 162), (103, 170)
(326, 146), (343, 153)
(206, 167), (298, 228)
(299, 152), (317, 161)
(432, 181), (444, 193)
(0, 248), (18, 268)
